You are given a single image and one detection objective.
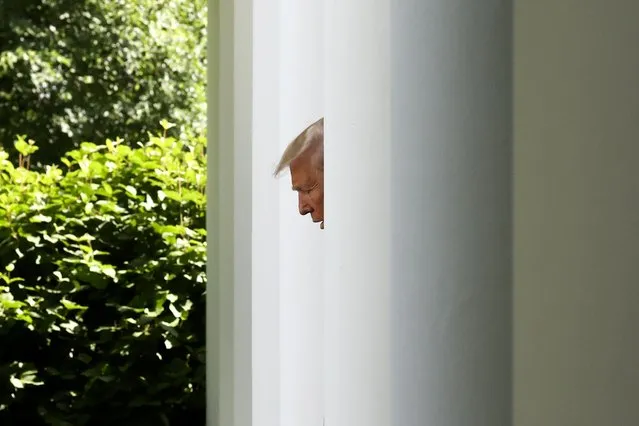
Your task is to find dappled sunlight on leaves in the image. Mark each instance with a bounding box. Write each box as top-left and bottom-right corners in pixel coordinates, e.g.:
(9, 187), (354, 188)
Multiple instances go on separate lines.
(0, 129), (206, 425)
(0, 0), (207, 166)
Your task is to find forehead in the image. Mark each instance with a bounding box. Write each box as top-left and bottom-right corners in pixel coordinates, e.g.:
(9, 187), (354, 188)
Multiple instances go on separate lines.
(290, 155), (315, 187)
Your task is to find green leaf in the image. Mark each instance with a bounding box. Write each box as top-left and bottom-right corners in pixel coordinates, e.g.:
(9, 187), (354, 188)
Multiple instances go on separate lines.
(60, 299), (87, 311)
(9, 376), (24, 389)
(125, 185), (137, 197)
(102, 267), (117, 280)
(31, 214), (52, 223)
(169, 303), (181, 318)
(0, 5), (209, 413)
(14, 135), (39, 156)
(77, 353), (92, 364)
(160, 119), (177, 131)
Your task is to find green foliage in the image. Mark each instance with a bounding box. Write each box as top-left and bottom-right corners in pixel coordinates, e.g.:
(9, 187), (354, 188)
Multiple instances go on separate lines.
(0, 0), (207, 165)
(0, 126), (206, 425)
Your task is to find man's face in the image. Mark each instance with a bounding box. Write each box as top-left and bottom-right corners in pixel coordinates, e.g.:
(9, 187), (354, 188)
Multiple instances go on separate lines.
(290, 152), (324, 229)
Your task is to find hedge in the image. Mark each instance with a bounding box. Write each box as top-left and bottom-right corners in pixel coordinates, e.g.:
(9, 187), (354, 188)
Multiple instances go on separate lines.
(0, 122), (206, 426)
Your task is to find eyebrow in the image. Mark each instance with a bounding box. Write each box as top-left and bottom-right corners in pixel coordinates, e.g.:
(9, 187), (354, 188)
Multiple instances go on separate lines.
(292, 182), (315, 191)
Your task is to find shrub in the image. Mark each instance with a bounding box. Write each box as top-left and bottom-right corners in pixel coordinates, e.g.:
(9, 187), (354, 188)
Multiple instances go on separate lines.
(0, 122), (206, 426)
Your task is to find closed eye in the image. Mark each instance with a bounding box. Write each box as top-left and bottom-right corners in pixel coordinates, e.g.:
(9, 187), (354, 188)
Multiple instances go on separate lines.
(293, 186), (314, 194)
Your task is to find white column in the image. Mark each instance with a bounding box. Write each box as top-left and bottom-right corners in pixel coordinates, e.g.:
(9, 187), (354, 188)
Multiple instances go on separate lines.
(515, 2), (639, 425)
(209, 0), (325, 425)
(323, 0), (391, 425)
(252, 0), (281, 425)
(205, 0), (220, 423)
(207, 0), (253, 424)
(324, 1), (512, 425)
(278, 1), (325, 426)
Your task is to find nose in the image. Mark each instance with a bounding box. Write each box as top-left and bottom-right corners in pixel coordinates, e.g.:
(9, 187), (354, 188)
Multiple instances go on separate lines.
(298, 193), (312, 216)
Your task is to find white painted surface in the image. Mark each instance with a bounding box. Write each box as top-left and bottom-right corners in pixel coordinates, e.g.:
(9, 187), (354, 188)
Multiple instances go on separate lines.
(324, 0), (511, 425)
(212, 0), (513, 425)
(210, 0), (639, 424)
(323, 0), (392, 425)
(252, 0), (281, 425)
(515, 1), (639, 425)
(230, 0), (253, 423)
(208, 0), (325, 425)
(205, 0), (222, 423)
(278, 0), (325, 425)
(390, 1), (512, 425)
(207, 0), (253, 424)
(207, 0), (255, 424)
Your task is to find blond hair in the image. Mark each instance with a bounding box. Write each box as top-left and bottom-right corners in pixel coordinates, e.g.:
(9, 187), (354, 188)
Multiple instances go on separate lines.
(274, 117), (324, 177)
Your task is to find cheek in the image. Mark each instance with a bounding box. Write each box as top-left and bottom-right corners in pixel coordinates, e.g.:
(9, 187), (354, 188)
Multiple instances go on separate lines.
(299, 192), (312, 208)
(311, 189), (323, 209)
